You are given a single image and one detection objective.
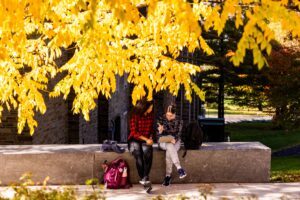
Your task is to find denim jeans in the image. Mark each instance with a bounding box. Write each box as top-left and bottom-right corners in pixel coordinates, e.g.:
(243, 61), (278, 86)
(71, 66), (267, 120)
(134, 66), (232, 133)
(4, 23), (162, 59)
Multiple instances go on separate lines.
(129, 141), (153, 179)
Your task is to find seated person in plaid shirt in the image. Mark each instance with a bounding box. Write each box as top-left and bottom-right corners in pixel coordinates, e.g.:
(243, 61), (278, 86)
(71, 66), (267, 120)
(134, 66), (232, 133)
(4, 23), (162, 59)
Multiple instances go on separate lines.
(157, 104), (187, 186)
(128, 99), (154, 187)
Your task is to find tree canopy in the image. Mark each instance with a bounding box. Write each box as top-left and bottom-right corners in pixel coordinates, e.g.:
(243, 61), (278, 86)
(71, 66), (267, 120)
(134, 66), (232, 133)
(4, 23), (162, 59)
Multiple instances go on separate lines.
(267, 39), (300, 128)
(0, 0), (299, 134)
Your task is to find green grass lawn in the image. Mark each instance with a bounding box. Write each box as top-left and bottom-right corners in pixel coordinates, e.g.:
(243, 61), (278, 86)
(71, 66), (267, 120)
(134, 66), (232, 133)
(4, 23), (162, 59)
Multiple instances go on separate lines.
(227, 122), (300, 151)
(271, 156), (300, 182)
(272, 156), (300, 171)
(226, 122), (300, 182)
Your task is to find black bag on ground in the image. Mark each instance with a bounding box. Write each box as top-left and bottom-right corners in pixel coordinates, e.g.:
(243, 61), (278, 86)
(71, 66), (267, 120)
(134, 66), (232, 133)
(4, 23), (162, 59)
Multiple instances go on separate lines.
(181, 121), (203, 157)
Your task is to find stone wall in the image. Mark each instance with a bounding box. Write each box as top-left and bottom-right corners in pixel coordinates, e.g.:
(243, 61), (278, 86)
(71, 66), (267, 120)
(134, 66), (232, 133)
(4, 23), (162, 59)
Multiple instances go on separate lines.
(0, 142), (271, 184)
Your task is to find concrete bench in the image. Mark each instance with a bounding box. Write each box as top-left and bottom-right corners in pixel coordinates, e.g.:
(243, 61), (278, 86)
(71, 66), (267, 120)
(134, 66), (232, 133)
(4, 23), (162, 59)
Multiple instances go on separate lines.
(0, 142), (270, 185)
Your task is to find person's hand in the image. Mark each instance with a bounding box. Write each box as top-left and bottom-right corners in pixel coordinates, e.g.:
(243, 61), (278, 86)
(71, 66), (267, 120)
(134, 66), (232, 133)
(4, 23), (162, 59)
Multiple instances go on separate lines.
(146, 138), (153, 146)
(171, 138), (176, 144)
(158, 123), (164, 134)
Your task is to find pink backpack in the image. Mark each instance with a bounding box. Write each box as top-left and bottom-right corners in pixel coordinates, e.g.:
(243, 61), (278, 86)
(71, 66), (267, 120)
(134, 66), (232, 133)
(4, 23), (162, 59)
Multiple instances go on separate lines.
(102, 157), (131, 189)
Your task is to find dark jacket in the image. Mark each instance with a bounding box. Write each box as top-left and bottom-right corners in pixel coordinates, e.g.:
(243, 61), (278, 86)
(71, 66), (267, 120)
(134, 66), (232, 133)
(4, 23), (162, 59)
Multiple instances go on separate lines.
(157, 115), (183, 141)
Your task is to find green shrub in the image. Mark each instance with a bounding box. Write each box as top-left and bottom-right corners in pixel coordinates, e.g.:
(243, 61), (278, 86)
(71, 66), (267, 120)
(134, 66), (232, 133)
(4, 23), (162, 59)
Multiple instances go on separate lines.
(0, 173), (105, 200)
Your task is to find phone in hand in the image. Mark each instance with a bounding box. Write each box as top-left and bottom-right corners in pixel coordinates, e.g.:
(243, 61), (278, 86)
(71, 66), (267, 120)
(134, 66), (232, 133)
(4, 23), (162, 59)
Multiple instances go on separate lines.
(157, 123), (164, 134)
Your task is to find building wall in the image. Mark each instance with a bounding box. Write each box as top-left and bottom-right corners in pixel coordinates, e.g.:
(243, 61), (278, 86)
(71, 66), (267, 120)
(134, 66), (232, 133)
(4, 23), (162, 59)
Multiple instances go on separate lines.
(79, 105), (98, 144)
(0, 109), (32, 145)
(67, 91), (80, 144)
(1, 87), (201, 145)
(1, 50), (201, 145)
(33, 94), (68, 144)
(33, 47), (75, 144)
(108, 75), (130, 143)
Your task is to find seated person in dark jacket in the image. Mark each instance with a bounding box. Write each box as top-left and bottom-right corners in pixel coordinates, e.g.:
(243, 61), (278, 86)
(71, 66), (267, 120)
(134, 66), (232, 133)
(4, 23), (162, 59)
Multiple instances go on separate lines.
(157, 104), (186, 186)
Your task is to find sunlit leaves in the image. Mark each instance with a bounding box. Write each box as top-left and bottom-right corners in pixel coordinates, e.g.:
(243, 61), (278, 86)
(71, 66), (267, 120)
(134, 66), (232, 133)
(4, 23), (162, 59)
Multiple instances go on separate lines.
(0, 0), (299, 134)
(229, 0), (300, 68)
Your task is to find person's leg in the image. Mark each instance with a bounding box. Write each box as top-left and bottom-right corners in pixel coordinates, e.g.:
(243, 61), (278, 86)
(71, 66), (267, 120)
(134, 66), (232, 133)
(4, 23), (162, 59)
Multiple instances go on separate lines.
(174, 140), (181, 151)
(159, 143), (172, 176)
(165, 143), (182, 170)
(129, 141), (144, 179)
(165, 147), (173, 176)
(142, 144), (153, 179)
(173, 140), (187, 178)
(159, 142), (173, 186)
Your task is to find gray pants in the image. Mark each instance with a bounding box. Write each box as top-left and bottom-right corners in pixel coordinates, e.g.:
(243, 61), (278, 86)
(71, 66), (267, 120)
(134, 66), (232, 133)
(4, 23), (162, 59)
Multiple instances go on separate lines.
(159, 140), (181, 176)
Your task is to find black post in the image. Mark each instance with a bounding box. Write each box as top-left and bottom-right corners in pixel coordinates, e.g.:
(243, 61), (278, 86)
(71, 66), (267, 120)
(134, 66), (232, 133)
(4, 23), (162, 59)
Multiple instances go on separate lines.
(218, 32), (225, 119)
(218, 63), (224, 118)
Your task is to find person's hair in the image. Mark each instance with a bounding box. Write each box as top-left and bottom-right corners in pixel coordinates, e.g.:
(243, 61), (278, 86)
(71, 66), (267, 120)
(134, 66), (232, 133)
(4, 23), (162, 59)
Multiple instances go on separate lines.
(166, 103), (176, 114)
(131, 98), (154, 116)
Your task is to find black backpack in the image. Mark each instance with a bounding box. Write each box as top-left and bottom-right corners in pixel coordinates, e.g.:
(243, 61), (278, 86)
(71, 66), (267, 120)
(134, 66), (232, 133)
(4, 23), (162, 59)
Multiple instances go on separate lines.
(181, 121), (203, 157)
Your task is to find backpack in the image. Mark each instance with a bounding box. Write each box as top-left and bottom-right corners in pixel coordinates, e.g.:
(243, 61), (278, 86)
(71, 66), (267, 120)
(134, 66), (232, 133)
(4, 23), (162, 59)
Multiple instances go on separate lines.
(102, 140), (125, 153)
(102, 157), (131, 189)
(181, 121), (203, 157)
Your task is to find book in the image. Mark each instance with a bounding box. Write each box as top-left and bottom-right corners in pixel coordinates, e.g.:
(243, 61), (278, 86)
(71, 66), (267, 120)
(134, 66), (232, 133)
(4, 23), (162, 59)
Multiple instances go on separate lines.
(158, 135), (175, 143)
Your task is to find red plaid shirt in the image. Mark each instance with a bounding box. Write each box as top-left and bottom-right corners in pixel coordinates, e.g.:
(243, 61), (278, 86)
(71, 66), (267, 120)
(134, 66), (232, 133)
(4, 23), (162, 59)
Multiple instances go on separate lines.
(128, 112), (154, 141)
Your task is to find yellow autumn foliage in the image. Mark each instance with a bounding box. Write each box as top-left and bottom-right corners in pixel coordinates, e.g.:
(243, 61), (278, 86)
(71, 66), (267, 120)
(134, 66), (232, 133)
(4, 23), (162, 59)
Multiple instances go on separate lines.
(0, 0), (299, 134)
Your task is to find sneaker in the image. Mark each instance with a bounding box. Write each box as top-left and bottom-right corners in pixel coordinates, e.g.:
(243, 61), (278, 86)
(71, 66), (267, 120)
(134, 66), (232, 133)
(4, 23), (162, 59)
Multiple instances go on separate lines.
(139, 176), (150, 185)
(162, 176), (172, 186)
(144, 183), (152, 193)
(178, 168), (187, 179)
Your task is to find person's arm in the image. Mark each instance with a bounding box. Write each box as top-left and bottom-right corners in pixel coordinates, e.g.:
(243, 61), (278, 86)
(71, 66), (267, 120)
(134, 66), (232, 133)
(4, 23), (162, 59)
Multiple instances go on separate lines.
(156, 116), (164, 135)
(164, 120), (181, 141)
(139, 135), (149, 141)
(138, 136), (153, 145)
(157, 123), (164, 134)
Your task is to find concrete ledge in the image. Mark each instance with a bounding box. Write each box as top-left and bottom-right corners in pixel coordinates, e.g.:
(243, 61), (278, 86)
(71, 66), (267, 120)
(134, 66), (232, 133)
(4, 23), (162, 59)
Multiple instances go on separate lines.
(0, 142), (271, 185)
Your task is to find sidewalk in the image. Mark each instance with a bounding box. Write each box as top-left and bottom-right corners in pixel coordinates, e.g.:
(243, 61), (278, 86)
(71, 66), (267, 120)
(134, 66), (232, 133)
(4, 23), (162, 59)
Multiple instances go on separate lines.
(205, 114), (272, 124)
(1, 183), (300, 200)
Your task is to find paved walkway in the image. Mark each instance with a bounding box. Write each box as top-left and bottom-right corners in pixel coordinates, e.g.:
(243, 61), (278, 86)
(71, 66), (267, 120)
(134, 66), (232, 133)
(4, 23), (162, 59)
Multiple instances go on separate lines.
(204, 114), (273, 124)
(272, 144), (300, 156)
(0, 183), (299, 200)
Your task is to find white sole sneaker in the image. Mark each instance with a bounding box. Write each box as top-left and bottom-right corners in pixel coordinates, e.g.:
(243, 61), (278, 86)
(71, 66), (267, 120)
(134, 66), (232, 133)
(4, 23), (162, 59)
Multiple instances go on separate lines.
(139, 180), (151, 185)
(179, 173), (187, 179)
